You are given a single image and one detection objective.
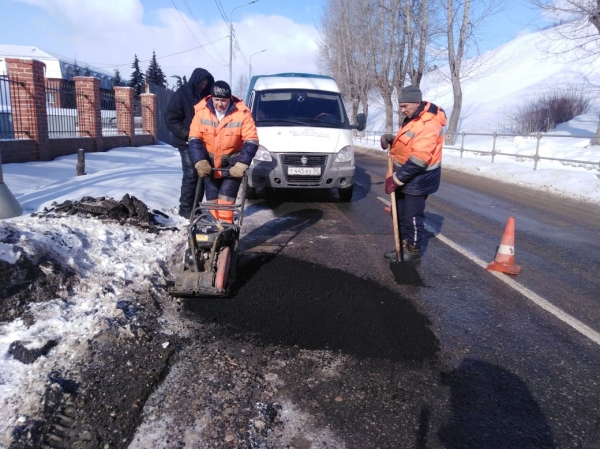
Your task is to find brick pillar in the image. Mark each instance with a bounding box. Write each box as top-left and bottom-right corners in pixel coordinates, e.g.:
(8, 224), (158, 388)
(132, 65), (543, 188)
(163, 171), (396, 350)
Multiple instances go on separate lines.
(74, 76), (102, 151)
(5, 58), (50, 160)
(140, 93), (156, 143)
(114, 86), (134, 145)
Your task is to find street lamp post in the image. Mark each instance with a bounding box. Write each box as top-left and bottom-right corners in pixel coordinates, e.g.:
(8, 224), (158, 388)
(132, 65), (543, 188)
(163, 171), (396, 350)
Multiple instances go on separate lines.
(229, 0), (259, 86)
(249, 49), (267, 80)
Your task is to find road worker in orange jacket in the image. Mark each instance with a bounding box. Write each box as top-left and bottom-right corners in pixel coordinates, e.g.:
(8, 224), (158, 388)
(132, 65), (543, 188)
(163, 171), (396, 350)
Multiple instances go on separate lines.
(188, 81), (259, 223)
(380, 85), (447, 261)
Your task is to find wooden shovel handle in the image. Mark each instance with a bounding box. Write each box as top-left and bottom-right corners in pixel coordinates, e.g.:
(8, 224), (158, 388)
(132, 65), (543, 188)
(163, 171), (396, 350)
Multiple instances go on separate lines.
(387, 146), (403, 261)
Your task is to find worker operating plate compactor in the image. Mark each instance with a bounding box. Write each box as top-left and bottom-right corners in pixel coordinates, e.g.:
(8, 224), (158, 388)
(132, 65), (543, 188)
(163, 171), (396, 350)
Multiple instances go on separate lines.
(168, 173), (247, 298)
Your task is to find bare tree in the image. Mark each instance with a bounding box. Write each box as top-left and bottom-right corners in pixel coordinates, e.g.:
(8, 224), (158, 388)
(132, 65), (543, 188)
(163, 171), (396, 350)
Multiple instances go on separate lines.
(319, 0), (357, 116)
(530, 0), (600, 36)
(352, 0), (374, 121)
(391, 2), (409, 115)
(439, 0), (503, 144)
(234, 73), (249, 100)
(443, 0), (470, 144)
(405, 0), (431, 87)
(396, 0), (443, 126)
(364, 0), (406, 132)
(527, 1), (600, 62)
(319, 0), (372, 123)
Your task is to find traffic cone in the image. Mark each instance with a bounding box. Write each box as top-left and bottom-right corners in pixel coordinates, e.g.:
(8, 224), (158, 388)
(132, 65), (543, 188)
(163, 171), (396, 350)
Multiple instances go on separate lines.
(486, 216), (522, 275)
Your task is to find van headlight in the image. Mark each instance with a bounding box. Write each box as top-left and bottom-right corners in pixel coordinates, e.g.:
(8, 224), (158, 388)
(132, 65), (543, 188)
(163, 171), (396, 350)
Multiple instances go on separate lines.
(253, 145), (272, 162)
(335, 145), (353, 163)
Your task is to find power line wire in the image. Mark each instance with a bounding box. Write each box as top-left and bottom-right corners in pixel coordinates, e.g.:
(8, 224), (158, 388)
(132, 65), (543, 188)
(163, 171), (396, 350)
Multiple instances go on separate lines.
(180, 0), (227, 64)
(170, 0), (227, 66)
(87, 37), (229, 70)
(214, 0), (251, 70)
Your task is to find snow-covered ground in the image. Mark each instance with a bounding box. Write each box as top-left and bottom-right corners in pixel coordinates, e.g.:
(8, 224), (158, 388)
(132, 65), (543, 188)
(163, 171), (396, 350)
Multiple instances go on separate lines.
(1, 19), (600, 448)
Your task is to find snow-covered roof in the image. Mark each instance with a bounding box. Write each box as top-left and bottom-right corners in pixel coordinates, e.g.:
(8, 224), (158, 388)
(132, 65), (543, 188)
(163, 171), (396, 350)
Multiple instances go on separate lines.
(0, 45), (113, 88)
(0, 45), (65, 78)
(252, 74), (340, 94)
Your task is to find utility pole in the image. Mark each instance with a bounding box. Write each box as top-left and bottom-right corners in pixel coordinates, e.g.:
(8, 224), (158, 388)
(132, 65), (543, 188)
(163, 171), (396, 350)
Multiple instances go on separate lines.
(229, 0), (259, 86)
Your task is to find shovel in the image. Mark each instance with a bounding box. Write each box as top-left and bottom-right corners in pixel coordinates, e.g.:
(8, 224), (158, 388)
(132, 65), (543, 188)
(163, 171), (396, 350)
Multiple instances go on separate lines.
(387, 147), (424, 286)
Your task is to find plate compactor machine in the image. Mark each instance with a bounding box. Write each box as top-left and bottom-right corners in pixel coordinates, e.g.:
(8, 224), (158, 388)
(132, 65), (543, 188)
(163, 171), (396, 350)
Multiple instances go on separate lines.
(168, 173), (248, 298)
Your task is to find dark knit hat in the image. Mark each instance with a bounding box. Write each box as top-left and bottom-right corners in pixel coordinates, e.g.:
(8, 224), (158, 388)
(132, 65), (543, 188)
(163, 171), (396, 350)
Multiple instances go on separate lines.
(398, 85), (422, 103)
(211, 80), (231, 99)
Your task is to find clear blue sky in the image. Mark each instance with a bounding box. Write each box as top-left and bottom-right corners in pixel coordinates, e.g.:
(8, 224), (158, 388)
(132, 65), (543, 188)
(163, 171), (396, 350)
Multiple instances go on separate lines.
(0, 0), (542, 86)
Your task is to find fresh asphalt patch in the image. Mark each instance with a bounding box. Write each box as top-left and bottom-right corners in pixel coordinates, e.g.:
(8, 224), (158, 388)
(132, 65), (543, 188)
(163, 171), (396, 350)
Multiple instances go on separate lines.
(184, 253), (440, 363)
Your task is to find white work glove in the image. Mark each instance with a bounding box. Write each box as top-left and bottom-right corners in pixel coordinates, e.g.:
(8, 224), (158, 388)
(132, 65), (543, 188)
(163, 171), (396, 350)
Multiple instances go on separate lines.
(228, 162), (249, 178)
(194, 160), (211, 177)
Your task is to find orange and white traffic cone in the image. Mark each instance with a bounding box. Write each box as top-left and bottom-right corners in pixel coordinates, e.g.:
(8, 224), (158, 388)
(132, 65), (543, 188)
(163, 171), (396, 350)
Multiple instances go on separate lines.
(486, 216), (522, 275)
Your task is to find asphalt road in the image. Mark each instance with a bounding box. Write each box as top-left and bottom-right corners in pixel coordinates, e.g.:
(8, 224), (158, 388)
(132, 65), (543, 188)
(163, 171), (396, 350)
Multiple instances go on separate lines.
(125, 145), (600, 448)
(226, 145), (600, 448)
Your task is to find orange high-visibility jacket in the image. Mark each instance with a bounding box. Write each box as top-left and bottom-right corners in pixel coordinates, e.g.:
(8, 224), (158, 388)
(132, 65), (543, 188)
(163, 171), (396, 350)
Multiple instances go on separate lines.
(188, 96), (259, 170)
(390, 102), (446, 195)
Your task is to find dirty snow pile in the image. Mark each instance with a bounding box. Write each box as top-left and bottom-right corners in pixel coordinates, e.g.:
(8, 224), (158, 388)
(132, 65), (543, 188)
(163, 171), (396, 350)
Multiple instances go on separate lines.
(0, 146), (190, 446)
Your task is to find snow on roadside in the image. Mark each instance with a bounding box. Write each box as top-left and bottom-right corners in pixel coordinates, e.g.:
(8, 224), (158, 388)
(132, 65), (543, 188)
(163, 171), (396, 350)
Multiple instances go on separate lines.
(354, 137), (600, 205)
(0, 214), (186, 447)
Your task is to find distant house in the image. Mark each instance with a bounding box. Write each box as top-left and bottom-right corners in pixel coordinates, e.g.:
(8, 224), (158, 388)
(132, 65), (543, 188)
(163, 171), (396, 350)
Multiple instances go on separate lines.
(0, 44), (115, 108)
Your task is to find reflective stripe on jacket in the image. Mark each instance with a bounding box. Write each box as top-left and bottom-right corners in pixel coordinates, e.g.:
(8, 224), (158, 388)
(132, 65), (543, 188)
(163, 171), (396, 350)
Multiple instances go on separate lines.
(390, 102), (446, 195)
(188, 95), (259, 170)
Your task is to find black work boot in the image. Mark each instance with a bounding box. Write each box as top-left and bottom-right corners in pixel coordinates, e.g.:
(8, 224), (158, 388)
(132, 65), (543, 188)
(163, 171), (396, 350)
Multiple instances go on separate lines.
(402, 244), (421, 262)
(384, 240), (410, 260)
(179, 209), (192, 219)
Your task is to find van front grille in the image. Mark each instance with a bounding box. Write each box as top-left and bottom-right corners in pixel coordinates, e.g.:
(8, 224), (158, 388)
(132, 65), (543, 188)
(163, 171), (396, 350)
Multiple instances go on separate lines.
(281, 155), (328, 166)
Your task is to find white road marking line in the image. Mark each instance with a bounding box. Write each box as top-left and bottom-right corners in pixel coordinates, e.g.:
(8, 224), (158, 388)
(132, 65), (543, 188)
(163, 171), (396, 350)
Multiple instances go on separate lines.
(377, 196), (600, 346)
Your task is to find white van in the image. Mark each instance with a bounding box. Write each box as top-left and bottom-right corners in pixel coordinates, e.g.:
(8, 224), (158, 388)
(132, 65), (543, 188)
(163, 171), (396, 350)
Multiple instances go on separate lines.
(244, 73), (366, 201)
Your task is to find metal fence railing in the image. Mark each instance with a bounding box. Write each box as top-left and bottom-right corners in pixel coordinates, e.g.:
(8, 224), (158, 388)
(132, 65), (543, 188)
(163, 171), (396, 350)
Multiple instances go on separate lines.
(354, 130), (600, 171)
(101, 89), (118, 136)
(0, 75), (15, 140)
(134, 99), (144, 135)
(1, 75), (34, 140)
(445, 131), (600, 171)
(45, 80), (83, 138)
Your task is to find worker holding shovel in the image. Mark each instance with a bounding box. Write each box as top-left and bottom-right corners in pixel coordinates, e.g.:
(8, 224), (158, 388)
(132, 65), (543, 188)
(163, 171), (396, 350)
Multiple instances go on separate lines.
(381, 85), (447, 262)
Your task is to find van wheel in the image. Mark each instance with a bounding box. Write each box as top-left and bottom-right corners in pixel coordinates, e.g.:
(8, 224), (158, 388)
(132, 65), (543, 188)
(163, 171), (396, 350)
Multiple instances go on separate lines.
(338, 185), (353, 202)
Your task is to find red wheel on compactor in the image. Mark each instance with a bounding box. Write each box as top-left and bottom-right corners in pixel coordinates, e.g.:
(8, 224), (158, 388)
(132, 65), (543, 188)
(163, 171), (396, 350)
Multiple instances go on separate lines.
(215, 246), (231, 290)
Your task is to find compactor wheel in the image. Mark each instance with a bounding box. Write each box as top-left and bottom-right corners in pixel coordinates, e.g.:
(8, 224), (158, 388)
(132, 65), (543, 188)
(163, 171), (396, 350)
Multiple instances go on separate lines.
(215, 246), (231, 290)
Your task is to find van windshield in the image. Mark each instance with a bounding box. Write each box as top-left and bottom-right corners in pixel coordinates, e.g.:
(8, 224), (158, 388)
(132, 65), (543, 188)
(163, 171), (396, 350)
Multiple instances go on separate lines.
(253, 90), (348, 128)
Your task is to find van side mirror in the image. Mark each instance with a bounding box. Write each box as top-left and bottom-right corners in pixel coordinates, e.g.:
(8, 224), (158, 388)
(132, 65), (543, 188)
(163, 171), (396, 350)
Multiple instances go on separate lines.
(352, 113), (366, 132)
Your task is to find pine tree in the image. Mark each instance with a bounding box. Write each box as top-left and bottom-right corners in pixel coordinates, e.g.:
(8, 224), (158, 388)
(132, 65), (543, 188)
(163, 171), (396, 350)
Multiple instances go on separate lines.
(84, 65), (91, 76)
(171, 75), (184, 90)
(182, 75), (188, 85)
(145, 50), (167, 88)
(113, 69), (125, 87)
(129, 54), (145, 98)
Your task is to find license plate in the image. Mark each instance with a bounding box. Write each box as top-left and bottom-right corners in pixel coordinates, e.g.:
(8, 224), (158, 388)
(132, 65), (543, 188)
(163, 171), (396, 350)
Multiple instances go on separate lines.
(288, 166), (321, 175)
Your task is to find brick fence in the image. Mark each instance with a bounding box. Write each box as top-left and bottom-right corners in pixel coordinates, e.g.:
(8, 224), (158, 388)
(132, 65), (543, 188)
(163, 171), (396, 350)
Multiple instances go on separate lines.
(0, 58), (157, 164)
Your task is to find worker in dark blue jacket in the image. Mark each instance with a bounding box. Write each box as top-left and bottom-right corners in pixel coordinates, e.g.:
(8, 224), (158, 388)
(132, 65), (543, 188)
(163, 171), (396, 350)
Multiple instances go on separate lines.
(164, 68), (214, 218)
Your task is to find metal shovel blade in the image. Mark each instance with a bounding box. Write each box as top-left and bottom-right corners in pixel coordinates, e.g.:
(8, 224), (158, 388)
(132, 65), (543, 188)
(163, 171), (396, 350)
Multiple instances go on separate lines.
(390, 258), (424, 286)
